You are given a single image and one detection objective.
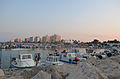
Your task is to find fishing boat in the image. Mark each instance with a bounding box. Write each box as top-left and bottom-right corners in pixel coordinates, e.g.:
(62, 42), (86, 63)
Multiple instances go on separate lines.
(11, 54), (35, 68)
(39, 54), (64, 66)
(59, 51), (86, 64)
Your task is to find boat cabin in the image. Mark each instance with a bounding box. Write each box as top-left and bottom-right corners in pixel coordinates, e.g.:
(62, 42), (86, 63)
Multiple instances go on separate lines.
(11, 54), (35, 68)
(60, 52), (77, 59)
(60, 52), (86, 64)
(45, 56), (63, 65)
(46, 56), (60, 62)
(18, 54), (33, 60)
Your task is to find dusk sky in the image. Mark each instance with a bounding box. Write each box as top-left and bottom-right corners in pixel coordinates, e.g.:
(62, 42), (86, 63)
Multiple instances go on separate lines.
(0, 0), (120, 42)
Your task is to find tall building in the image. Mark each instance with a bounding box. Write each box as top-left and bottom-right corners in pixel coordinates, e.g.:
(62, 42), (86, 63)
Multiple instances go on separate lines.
(34, 36), (41, 42)
(25, 38), (29, 43)
(29, 37), (34, 42)
(50, 34), (61, 42)
(42, 35), (50, 42)
(14, 38), (23, 42)
(10, 40), (15, 42)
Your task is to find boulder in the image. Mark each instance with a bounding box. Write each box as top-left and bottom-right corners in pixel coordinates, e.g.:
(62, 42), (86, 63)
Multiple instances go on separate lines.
(31, 70), (51, 79)
(0, 69), (4, 76)
(66, 62), (108, 79)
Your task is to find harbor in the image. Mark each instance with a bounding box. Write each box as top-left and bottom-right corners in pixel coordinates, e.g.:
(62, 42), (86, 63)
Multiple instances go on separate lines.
(0, 54), (120, 79)
(1, 0), (120, 78)
(0, 44), (120, 79)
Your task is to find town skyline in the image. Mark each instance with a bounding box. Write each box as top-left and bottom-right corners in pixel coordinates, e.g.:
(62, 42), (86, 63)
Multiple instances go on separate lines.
(0, 0), (120, 42)
(4, 34), (120, 43)
(12, 34), (62, 43)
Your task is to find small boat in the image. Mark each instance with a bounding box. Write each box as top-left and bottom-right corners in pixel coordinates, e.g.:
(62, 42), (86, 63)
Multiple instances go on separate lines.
(39, 54), (64, 66)
(59, 51), (86, 64)
(11, 48), (30, 51)
(11, 54), (35, 68)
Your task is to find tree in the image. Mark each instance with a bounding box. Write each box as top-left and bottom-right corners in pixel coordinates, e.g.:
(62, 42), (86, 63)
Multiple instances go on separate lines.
(91, 39), (101, 44)
(107, 39), (120, 43)
(73, 40), (79, 44)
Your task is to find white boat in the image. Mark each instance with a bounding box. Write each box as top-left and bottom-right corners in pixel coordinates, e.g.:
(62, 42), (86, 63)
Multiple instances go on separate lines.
(11, 54), (35, 68)
(60, 52), (86, 64)
(39, 55), (63, 66)
(11, 48), (30, 51)
(101, 53), (107, 58)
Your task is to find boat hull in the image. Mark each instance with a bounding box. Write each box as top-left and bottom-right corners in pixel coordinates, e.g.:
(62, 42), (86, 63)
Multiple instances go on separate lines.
(10, 63), (34, 68)
(60, 60), (78, 64)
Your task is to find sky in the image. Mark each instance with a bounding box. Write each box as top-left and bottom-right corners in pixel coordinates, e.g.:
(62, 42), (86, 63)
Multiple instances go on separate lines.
(0, 0), (120, 42)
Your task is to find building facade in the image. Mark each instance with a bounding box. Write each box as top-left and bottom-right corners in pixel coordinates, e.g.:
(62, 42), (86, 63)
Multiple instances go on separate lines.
(50, 34), (61, 42)
(14, 38), (23, 42)
(42, 35), (50, 42)
(29, 37), (34, 42)
(25, 38), (29, 42)
(34, 36), (41, 42)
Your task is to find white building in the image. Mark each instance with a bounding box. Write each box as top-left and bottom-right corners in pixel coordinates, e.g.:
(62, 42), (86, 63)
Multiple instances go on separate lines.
(34, 36), (41, 42)
(64, 40), (73, 44)
(29, 37), (34, 42)
(50, 34), (61, 42)
(42, 35), (50, 42)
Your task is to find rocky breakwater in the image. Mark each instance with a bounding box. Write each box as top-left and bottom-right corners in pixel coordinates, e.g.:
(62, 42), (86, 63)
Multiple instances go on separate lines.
(66, 56), (120, 79)
(0, 56), (120, 79)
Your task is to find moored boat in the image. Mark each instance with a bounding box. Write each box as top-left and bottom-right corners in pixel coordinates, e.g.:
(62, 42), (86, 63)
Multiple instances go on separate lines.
(11, 54), (35, 68)
(59, 50), (86, 64)
(38, 54), (64, 66)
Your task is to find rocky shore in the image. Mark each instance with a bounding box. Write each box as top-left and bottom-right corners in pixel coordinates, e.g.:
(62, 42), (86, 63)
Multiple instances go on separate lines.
(0, 56), (120, 79)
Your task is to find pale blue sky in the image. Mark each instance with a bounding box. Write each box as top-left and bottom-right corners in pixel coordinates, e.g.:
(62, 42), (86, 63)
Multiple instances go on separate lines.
(0, 0), (120, 42)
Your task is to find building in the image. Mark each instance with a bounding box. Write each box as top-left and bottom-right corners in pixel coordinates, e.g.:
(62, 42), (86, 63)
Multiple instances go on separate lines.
(42, 35), (50, 42)
(50, 34), (61, 42)
(10, 40), (15, 42)
(25, 38), (30, 43)
(34, 36), (41, 42)
(64, 40), (73, 44)
(14, 38), (23, 42)
(29, 37), (34, 42)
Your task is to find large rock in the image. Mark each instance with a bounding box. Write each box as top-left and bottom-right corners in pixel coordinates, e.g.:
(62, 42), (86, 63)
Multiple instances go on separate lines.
(42, 66), (63, 79)
(8, 76), (23, 79)
(0, 69), (4, 76)
(86, 56), (120, 79)
(110, 56), (120, 64)
(66, 62), (108, 79)
(31, 70), (51, 79)
(93, 59), (120, 79)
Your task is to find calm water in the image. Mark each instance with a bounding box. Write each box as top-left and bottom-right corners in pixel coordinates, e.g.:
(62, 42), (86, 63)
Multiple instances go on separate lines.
(0, 48), (54, 68)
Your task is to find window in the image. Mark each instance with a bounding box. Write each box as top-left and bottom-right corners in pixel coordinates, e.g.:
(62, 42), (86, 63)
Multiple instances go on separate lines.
(22, 55), (31, 59)
(64, 55), (66, 57)
(18, 55), (20, 59)
(68, 54), (71, 57)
